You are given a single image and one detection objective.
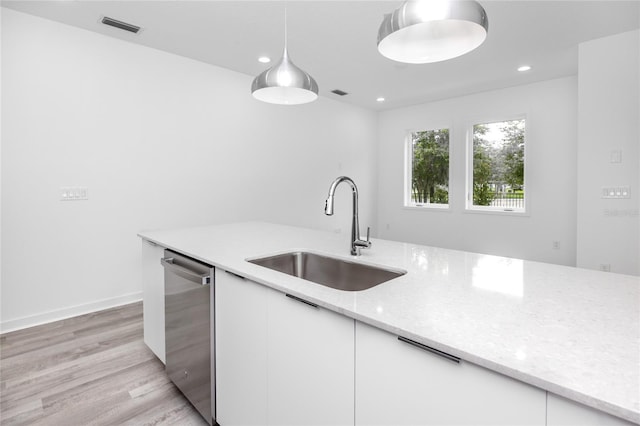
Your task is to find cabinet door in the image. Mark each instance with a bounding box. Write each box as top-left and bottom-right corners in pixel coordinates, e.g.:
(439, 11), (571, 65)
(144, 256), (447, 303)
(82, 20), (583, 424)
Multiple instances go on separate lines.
(547, 393), (636, 426)
(355, 321), (545, 426)
(267, 291), (355, 426)
(215, 270), (268, 426)
(141, 239), (166, 363)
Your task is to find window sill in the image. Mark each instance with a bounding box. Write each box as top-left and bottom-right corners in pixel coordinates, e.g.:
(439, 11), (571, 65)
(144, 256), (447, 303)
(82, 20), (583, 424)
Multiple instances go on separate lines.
(403, 204), (451, 212)
(464, 207), (529, 217)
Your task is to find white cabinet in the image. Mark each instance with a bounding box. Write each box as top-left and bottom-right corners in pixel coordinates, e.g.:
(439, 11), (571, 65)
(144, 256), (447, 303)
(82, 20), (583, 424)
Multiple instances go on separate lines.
(547, 393), (636, 426)
(141, 239), (166, 363)
(215, 269), (268, 426)
(154, 260), (633, 426)
(267, 291), (354, 426)
(355, 321), (546, 426)
(215, 270), (354, 426)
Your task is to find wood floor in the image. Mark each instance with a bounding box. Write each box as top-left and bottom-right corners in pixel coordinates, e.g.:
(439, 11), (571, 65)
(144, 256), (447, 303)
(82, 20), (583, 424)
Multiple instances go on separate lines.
(0, 302), (208, 426)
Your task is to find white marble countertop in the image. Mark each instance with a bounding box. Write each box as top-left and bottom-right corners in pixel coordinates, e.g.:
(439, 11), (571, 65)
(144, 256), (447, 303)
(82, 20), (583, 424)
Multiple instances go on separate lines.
(138, 221), (640, 424)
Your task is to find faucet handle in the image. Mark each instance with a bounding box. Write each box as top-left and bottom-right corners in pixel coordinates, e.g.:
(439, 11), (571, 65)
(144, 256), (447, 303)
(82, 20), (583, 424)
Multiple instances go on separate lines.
(353, 226), (372, 255)
(362, 227), (372, 249)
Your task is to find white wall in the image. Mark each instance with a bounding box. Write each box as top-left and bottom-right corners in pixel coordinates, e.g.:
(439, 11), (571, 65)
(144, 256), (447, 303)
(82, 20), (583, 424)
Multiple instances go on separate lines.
(577, 30), (639, 276)
(0, 9), (378, 331)
(376, 78), (579, 266)
(3, 9), (637, 333)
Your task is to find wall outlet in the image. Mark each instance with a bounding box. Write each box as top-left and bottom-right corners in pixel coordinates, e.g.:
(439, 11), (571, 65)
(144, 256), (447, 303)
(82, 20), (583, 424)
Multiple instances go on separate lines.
(552, 241), (560, 250)
(599, 264), (611, 272)
(60, 186), (88, 201)
(610, 150), (622, 163)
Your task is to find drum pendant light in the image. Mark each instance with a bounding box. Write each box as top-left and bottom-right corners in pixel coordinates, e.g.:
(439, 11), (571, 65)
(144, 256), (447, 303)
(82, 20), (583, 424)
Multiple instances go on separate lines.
(377, 0), (489, 64)
(251, 9), (318, 105)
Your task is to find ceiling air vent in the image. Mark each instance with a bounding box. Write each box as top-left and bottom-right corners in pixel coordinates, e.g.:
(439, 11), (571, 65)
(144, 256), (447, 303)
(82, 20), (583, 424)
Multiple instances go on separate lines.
(331, 89), (349, 96)
(101, 16), (141, 34)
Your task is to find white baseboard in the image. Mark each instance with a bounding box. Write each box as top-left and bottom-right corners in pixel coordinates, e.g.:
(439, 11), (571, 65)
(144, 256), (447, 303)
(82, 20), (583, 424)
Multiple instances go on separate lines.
(0, 292), (143, 334)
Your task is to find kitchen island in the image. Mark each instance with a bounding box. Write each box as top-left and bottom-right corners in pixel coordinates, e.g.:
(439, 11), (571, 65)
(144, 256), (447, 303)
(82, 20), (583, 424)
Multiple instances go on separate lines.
(138, 221), (639, 425)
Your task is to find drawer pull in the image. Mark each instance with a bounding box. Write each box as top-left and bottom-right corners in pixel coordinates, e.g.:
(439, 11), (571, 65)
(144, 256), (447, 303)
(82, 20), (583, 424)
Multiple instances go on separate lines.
(285, 293), (319, 308)
(398, 336), (460, 364)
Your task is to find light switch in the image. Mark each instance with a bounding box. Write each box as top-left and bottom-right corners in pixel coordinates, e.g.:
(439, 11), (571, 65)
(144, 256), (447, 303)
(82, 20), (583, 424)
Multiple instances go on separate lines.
(60, 186), (89, 201)
(601, 186), (630, 199)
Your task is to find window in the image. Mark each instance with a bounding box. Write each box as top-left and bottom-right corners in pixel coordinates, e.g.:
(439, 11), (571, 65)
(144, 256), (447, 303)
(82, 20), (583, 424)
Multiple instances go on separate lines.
(406, 128), (450, 208)
(469, 118), (526, 212)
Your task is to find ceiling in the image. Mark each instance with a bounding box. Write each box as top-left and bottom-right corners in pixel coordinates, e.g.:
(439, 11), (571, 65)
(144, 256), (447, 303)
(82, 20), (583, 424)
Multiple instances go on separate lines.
(3, 0), (639, 111)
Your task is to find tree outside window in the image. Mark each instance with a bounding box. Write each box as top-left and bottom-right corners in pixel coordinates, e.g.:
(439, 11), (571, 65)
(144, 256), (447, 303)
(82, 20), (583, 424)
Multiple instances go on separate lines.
(408, 129), (449, 206)
(471, 119), (525, 211)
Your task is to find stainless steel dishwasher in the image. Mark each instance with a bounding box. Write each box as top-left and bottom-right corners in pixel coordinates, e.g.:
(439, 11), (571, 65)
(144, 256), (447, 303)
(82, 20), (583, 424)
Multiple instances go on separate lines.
(161, 249), (214, 425)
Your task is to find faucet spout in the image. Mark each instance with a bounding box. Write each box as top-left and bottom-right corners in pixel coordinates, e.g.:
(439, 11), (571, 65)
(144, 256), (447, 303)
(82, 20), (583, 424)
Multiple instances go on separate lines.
(324, 176), (371, 256)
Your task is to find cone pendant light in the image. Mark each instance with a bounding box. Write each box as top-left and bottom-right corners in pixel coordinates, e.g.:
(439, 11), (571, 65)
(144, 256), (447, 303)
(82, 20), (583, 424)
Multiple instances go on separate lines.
(378, 0), (488, 64)
(251, 9), (318, 105)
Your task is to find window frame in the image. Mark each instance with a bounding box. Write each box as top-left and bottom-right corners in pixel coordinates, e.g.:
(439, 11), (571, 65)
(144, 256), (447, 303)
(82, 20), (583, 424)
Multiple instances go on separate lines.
(465, 114), (529, 215)
(404, 126), (453, 211)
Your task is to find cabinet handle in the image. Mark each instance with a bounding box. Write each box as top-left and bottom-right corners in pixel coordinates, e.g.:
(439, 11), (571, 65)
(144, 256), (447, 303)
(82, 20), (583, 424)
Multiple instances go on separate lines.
(225, 270), (245, 280)
(285, 293), (319, 308)
(161, 257), (211, 285)
(398, 336), (460, 364)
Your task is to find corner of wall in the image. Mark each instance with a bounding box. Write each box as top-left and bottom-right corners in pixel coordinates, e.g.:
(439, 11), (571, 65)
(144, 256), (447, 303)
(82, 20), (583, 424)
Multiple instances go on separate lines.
(576, 29), (640, 276)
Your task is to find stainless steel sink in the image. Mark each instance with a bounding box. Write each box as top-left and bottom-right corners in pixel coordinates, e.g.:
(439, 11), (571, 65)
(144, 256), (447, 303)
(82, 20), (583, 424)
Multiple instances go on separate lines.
(247, 251), (406, 291)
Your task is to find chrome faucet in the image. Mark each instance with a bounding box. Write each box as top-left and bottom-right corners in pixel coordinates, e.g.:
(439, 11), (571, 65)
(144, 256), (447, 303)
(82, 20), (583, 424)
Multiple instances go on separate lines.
(324, 176), (372, 256)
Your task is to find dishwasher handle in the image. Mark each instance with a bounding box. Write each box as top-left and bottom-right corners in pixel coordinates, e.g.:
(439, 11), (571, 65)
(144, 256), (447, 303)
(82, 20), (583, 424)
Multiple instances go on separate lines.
(161, 257), (211, 285)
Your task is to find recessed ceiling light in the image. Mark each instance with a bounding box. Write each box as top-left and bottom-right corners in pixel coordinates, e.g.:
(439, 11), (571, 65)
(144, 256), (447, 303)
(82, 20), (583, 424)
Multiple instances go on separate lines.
(376, 97), (386, 102)
(517, 65), (532, 72)
(258, 56), (271, 64)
